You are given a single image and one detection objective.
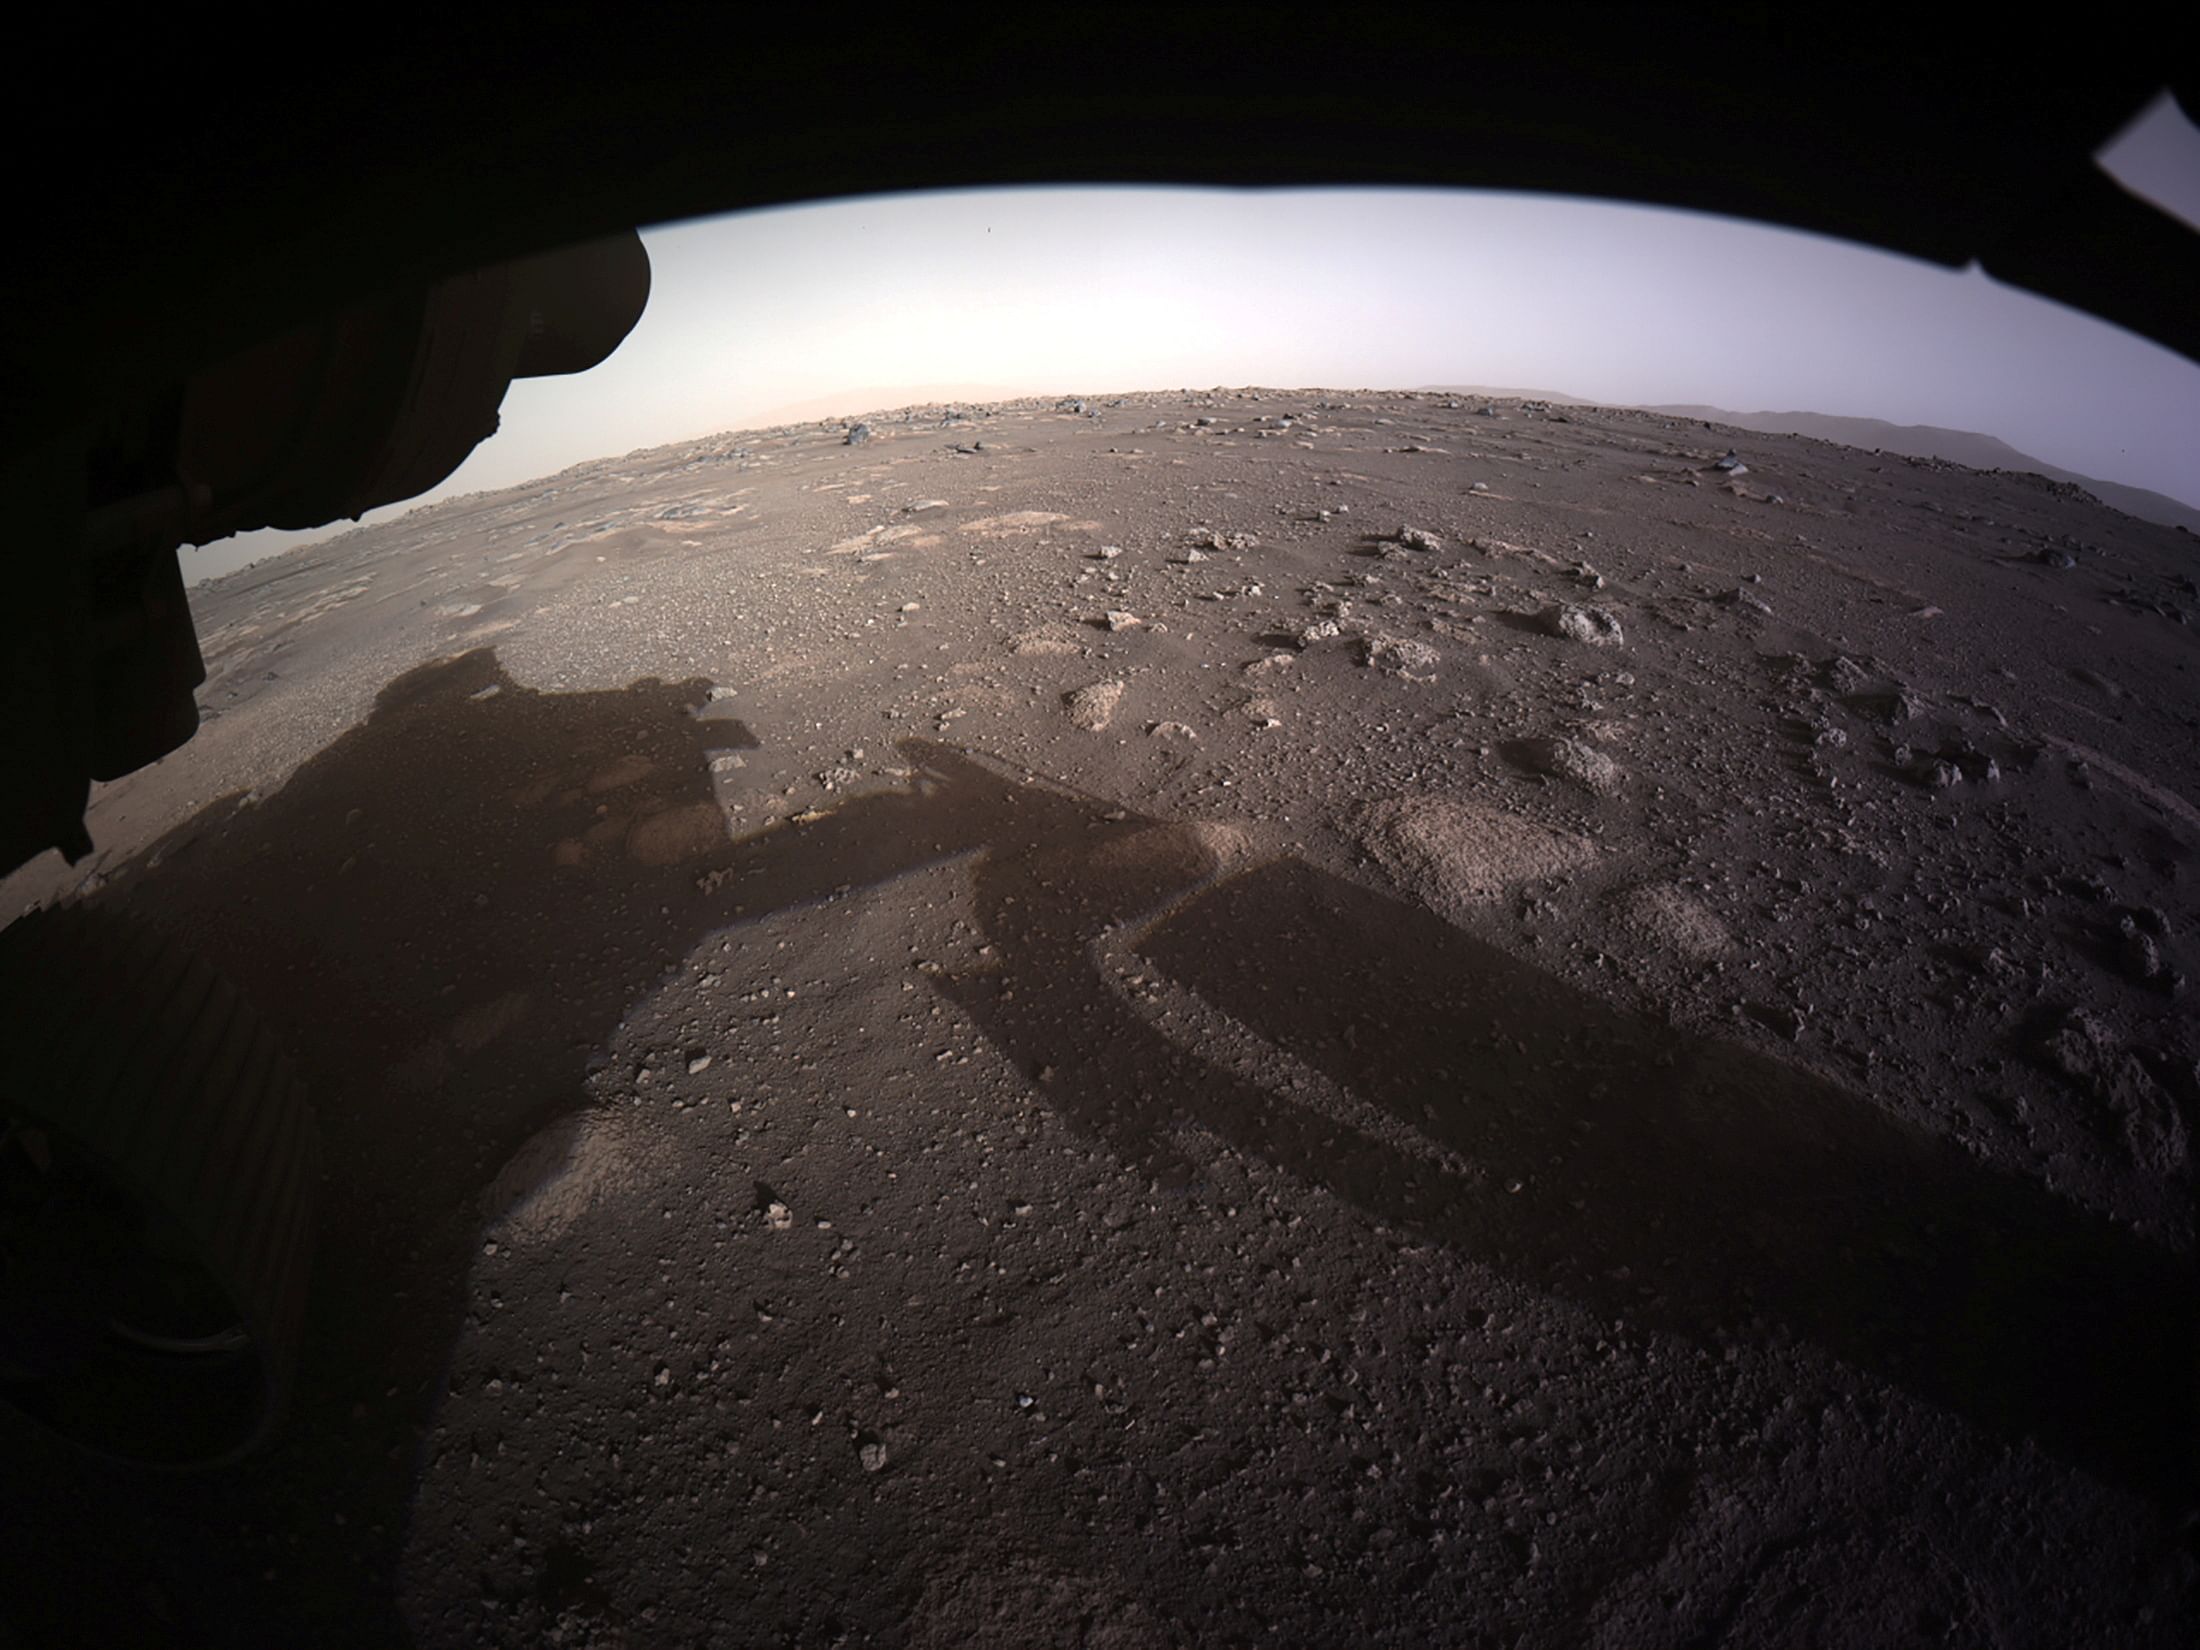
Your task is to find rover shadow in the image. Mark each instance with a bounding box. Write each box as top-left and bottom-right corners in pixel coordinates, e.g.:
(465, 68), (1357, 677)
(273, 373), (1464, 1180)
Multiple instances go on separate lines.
(712, 739), (2194, 1510)
(0, 647), (760, 1648)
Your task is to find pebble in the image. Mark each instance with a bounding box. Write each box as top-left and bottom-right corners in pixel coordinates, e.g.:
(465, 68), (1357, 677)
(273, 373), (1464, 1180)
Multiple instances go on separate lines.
(1361, 636), (1441, 679)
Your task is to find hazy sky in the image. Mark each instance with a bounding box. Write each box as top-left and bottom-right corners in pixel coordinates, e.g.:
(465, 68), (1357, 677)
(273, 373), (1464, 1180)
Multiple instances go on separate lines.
(186, 92), (2198, 584)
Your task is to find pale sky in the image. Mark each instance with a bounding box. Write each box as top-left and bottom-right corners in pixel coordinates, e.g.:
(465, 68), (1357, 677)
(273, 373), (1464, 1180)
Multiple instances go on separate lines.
(185, 91), (2200, 584)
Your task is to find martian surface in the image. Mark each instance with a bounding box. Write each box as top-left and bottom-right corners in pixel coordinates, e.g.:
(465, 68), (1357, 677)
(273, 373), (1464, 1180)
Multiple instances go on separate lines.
(3, 389), (2196, 1646)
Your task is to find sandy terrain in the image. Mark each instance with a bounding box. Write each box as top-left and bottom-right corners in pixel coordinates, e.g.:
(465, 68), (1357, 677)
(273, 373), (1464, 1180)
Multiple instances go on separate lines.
(2, 389), (2195, 1647)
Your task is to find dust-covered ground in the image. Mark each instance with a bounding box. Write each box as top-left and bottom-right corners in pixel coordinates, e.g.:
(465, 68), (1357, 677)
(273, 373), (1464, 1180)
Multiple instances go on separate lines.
(3, 389), (2197, 1647)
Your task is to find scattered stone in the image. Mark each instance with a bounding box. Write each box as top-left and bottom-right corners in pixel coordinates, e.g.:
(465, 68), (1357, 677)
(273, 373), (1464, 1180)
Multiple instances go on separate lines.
(1289, 619), (1342, 649)
(1148, 721), (1198, 741)
(687, 1053), (713, 1075)
(1185, 527), (1260, 551)
(858, 1438), (889, 1473)
(1105, 610), (1143, 632)
(763, 1199), (795, 1232)
(1175, 547), (1210, 563)
(1063, 680), (1126, 731)
(1847, 687), (1921, 725)
(1716, 587), (1774, 616)
(1091, 545), (1122, 561)
(1508, 736), (1622, 792)
(845, 423), (872, 446)
(1360, 636), (1441, 679)
(1902, 753), (1962, 789)
(1713, 450), (1746, 474)
(1538, 604), (1625, 646)
(1820, 653), (1873, 694)
(1393, 526), (1444, 552)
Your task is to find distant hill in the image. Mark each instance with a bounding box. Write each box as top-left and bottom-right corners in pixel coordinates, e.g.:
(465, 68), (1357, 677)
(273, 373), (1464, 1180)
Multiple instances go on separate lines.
(1418, 385), (2196, 535)
(737, 382), (1039, 427)
(1637, 406), (2200, 535)
(1418, 383), (1596, 407)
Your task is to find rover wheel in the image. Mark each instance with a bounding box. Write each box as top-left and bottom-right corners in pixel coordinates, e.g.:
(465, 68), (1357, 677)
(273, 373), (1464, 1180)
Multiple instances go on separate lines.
(0, 905), (316, 1467)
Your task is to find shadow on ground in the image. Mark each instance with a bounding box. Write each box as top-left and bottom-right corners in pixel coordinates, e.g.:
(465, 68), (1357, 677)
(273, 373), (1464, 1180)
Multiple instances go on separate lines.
(1, 648), (759, 1648)
(2, 654), (2189, 1644)
(713, 738), (2195, 1512)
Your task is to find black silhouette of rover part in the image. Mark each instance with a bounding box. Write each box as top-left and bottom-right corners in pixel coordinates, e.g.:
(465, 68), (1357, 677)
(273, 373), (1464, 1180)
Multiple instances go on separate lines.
(0, 905), (317, 1468)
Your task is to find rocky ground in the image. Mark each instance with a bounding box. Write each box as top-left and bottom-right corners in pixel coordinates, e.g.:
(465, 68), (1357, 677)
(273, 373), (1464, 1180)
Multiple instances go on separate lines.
(3, 388), (2196, 1647)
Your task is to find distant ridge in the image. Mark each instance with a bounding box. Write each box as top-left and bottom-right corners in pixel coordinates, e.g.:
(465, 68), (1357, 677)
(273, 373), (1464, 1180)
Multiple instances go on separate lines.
(1641, 406), (2200, 535)
(1419, 385), (2197, 535)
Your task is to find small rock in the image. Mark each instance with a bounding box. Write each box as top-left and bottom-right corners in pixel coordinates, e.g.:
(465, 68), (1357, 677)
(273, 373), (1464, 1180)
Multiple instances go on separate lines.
(1148, 721), (1199, 741)
(764, 1200), (794, 1232)
(1713, 449), (1745, 473)
(1539, 604), (1625, 646)
(1820, 653), (1873, 694)
(1176, 547), (1210, 563)
(2116, 917), (2164, 982)
(845, 423), (872, 446)
(1394, 526), (1444, 552)
(1510, 736), (1622, 792)
(1105, 611), (1142, 632)
(1064, 680), (1127, 731)
(1904, 755), (1961, 789)
(1092, 545), (1122, 560)
(1185, 527), (1260, 551)
(1716, 587), (1774, 616)
(1290, 619), (1342, 648)
(1361, 636), (1441, 679)
(687, 1053), (713, 1075)
(858, 1438), (889, 1473)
